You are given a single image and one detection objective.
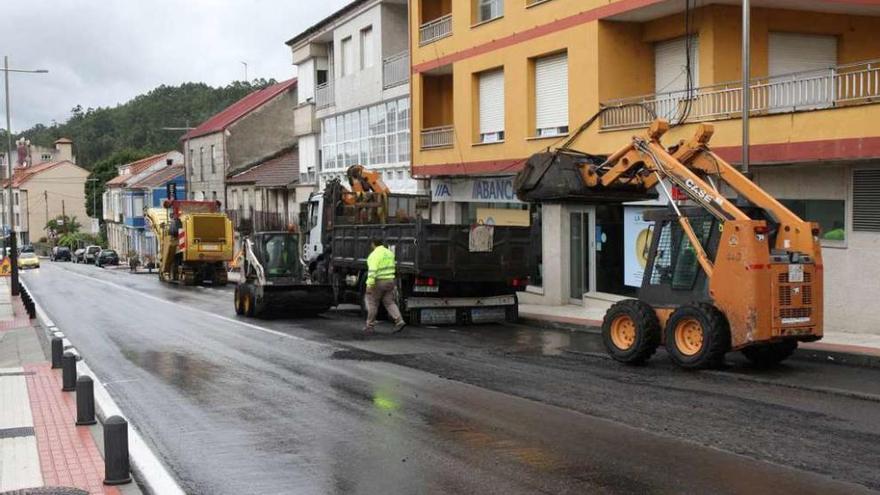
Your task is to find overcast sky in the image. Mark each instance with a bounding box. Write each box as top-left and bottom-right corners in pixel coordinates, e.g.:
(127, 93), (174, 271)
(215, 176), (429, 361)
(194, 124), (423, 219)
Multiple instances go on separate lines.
(1, 0), (352, 131)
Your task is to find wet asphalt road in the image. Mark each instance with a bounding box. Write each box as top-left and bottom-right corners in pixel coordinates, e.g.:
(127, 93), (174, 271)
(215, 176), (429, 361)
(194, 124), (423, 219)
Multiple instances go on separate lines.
(20, 261), (880, 495)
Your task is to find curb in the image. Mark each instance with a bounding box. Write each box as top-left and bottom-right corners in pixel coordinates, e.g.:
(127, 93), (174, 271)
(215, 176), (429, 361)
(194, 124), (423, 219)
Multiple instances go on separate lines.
(22, 280), (186, 495)
(521, 313), (880, 369)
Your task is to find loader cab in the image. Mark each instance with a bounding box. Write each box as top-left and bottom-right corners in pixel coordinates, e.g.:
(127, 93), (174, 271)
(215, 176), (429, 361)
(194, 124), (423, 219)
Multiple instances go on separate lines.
(249, 232), (304, 281)
(638, 208), (722, 307)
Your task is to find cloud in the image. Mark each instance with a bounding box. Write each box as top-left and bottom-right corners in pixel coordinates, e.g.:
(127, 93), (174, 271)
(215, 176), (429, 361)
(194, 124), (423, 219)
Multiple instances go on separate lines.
(1, 0), (352, 130)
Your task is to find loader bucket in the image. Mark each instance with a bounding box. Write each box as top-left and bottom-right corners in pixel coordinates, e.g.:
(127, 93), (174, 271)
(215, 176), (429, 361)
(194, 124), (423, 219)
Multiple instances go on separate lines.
(514, 151), (657, 203)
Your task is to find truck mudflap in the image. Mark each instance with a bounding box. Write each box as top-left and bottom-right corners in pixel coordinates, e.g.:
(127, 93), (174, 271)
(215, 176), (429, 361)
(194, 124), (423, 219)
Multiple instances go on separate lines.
(404, 295), (517, 325)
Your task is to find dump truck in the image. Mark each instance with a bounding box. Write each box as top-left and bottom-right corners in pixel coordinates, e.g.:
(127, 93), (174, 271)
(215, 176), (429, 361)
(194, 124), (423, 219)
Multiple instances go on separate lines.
(515, 120), (823, 369)
(145, 200), (233, 286)
(301, 165), (532, 325)
(233, 230), (334, 317)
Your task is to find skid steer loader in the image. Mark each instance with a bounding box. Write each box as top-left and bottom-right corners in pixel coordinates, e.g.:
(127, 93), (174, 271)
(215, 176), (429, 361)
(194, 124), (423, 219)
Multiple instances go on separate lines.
(515, 120), (823, 369)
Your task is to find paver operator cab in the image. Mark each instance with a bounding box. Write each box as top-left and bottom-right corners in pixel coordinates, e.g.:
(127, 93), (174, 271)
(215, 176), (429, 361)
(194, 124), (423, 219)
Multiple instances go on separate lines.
(301, 165), (532, 325)
(145, 200), (233, 286)
(515, 120), (823, 369)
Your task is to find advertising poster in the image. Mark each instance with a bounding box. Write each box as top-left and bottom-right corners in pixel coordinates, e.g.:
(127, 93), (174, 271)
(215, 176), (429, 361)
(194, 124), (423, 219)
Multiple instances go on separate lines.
(624, 207), (655, 287)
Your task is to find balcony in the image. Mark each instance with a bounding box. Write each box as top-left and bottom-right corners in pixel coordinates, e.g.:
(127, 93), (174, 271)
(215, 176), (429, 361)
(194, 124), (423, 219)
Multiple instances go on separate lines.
(293, 102), (317, 136)
(227, 209), (289, 234)
(420, 125), (454, 150)
(383, 51), (410, 89)
(316, 81), (334, 109)
(600, 59), (880, 130)
(420, 14), (452, 46)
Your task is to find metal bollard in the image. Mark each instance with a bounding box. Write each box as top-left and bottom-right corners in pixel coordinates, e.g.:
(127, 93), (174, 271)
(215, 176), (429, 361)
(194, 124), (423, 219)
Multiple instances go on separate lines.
(51, 337), (63, 369)
(103, 416), (132, 485)
(61, 352), (77, 391)
(75, 376), (97, 426)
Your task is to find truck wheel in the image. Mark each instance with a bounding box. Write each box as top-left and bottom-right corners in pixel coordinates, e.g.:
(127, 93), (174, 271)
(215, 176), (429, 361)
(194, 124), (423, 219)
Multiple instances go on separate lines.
(602, 299), (661, 365)
(234, 285), (244, 315)
(241, 286), (255, 317)
(664, 303), (730, 370)
(742, 340), (798, 368)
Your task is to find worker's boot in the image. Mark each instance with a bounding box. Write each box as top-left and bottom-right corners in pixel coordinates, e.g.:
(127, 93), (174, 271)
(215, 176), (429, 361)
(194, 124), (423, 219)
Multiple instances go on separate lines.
(392, 320), (407, 333)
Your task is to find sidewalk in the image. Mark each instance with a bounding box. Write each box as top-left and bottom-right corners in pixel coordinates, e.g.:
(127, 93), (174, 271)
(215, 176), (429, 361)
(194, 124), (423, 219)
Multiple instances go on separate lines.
(519, 300), (880, 365)
(0, 279), (126, 494)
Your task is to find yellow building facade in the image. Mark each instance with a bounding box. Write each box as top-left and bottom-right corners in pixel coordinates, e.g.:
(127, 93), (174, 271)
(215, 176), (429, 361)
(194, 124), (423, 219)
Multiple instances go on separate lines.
(410, 0), (880, 334)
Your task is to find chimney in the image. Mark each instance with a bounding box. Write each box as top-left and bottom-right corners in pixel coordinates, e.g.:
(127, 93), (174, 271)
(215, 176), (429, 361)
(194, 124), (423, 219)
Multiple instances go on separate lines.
(16, 139), (27, 167)
(54, 137), (75, 163)
(166, 158), (173, 166)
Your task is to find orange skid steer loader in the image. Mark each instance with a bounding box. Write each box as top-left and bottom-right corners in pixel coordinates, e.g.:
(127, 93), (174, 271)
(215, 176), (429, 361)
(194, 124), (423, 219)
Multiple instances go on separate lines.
(515, 120), (823, 369)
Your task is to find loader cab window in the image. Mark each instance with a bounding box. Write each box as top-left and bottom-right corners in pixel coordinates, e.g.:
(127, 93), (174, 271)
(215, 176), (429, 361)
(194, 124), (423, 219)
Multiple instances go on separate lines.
(259, 234), (300, 277)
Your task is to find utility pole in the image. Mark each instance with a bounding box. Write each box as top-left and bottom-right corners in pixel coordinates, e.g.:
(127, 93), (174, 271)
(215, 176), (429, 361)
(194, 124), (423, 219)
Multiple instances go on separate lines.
(2, 56), (48, 295)
(44, 190), (48, 239)
(241, 61), (248, 82)
(741, 0), (751, 175)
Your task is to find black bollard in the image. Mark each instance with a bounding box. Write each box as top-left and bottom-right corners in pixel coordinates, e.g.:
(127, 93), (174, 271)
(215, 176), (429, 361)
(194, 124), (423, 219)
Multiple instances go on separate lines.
(103, 416), (132, 485)
(61, 352), (77, 391)
(75, 376), (97, 426)
(51, 337), (63, 369)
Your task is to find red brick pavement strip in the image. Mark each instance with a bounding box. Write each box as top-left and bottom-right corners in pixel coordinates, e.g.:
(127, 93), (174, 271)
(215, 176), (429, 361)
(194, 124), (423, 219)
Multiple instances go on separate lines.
(0, 294), (34, 331)
(24, 362), (121, 495)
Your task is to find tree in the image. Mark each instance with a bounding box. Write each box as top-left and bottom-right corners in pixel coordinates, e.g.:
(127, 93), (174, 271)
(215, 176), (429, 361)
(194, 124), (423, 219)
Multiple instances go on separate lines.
(85, 149), (152, 219)
(45, 214), (81, 236)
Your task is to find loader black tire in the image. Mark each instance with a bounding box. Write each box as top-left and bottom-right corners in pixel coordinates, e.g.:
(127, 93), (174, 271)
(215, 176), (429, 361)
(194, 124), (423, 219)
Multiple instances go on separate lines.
(741, 340), (798, 368)
(240, 285), (255, 317)
(665, 303), (730, 370)
(601, 299), (661, 365)
(234, 285), (244, 315)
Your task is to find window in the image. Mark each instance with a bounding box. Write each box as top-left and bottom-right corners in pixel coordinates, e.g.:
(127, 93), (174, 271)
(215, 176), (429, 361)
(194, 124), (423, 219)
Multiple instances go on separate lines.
(13, 191), (18, 206)
(341, 36), (353, 76)
(477, 0), (503, 23)
(210, 145), (216, 174)
(188, 149), (194, 177)
(852, 169), (880, 233)
(768, 33), (837, 110)
(360, 26), (373, 70)
(133, 195), (144, 217)
(199, 147), (204, 180)
(478, 69), (505, 143)
(212, 191), (217, 202)
(320, 98), (411, 171)
(534, 53), (569, 136)
(654, 36), (699, 121)
(780, 199), (846, 241)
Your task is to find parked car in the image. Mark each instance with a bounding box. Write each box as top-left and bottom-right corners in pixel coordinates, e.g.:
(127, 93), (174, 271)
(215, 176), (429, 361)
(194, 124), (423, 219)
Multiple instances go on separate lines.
(51, 246), (72, 262)
(73, 248), (86, 263)
(17, 252), (40, 269)
(95, 249), (119, 268)
(84, 245), (102, 264)
(20, 244), (35, 253)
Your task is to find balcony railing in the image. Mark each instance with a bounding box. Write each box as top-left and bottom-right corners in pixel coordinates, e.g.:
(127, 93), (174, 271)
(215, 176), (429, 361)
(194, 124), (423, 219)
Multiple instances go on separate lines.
(420, 125), (454, 150)
(383, 51), (410, 89)
(600, 59), (880, 130)
(419, 14), (452, 46)
(227, 209), (289, 234)
(316, 81), (334, 109)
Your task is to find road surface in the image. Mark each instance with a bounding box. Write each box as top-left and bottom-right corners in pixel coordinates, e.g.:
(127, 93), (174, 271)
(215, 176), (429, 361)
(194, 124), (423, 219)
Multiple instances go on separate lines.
(21, 261), (880, 494)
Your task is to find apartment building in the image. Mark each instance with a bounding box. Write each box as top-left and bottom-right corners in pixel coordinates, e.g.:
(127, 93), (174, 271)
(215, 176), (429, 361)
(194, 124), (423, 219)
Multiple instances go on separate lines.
(0, 138), (91, 245)
(286, 0), (420, 194)
(410, 0), (880, 334)
(181, 79), (298, 206)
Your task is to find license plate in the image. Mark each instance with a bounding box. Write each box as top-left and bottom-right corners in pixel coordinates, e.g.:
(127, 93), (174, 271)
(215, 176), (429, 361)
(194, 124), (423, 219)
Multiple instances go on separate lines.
(420, 308), (456, 324)
(413, 286), (439, 293)
(788, 264), (804, 283)
(471, 307), (507, 323)
(200, 244), (219, 251)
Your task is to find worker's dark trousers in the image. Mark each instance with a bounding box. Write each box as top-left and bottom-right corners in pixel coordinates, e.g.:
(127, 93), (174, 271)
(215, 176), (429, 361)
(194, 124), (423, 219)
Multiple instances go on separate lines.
(365, 279), (403, 329)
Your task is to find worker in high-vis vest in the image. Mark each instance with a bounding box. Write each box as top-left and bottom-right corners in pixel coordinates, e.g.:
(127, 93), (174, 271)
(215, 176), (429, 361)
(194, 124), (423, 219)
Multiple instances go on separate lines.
(363, 238), (406, 335)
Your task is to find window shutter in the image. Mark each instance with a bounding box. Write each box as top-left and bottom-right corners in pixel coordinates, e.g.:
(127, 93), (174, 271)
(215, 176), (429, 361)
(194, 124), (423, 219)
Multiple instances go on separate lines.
(768, 33), (837, 77)
(654, 36), (699, 94)
(535, 53), (569, 133)
(853, 169), (880, 232)
(479, 69), (505, 136)
(360, 27), (374, 69)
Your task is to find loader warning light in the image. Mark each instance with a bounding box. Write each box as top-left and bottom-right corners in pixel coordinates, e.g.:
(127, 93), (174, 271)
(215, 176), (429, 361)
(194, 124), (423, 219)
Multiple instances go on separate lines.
(671, 186), (688, 201)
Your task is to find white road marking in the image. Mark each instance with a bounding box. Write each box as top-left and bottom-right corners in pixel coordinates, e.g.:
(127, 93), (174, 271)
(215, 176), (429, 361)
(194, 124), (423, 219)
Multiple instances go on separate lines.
(50, 268), (312, 344)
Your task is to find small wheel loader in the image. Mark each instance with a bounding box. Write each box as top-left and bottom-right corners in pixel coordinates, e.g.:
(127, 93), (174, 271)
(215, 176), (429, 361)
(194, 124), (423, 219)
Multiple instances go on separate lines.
(515, 120), (823, 369)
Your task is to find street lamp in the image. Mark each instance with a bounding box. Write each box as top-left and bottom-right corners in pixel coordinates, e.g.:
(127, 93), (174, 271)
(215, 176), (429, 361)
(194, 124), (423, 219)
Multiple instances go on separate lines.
(3, 56), (48, 295)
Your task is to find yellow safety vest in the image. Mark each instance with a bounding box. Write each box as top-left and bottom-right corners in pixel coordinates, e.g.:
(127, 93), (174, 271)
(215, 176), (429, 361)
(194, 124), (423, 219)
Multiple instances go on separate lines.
(367, 245), (395, 287)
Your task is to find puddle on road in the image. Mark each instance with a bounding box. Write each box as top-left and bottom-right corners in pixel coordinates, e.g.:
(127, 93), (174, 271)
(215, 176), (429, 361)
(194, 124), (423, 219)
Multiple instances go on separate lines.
(121, 347), (221, 395)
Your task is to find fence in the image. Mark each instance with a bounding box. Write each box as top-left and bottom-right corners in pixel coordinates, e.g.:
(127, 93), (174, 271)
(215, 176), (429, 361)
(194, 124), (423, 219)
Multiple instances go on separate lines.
(419, 14), (452, 46)
(420, 126), (454, 150)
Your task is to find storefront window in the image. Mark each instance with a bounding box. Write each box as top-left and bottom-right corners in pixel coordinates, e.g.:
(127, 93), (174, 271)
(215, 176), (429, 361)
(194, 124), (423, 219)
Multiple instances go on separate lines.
(779, 199), (846, 242)
(461, 202), (528, 225)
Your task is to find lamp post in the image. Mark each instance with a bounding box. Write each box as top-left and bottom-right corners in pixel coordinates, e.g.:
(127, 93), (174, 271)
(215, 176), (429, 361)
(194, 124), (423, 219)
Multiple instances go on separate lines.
(3, 56), (48, 295)
(741, 0), (751, 175)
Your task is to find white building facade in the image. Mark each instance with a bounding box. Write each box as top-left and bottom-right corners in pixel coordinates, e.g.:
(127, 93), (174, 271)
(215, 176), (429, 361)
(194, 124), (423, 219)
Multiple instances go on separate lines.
(286, 0), (420, 194)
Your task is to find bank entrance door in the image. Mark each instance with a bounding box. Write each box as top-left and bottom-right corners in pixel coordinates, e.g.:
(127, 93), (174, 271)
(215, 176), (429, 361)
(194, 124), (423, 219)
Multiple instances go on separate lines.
(569, 208), (595, 303)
